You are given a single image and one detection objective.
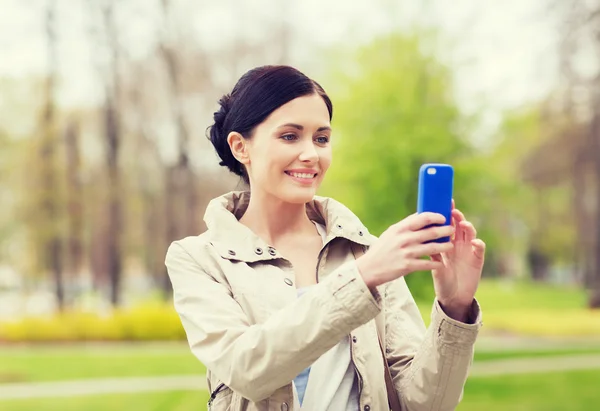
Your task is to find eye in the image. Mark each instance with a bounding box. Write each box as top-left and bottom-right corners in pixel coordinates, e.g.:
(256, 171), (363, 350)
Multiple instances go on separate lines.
(315, 136), (330, 144)
(281, 134), (297, 141)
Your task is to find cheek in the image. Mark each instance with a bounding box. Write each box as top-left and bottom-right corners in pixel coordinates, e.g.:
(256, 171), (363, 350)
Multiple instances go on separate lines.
(250, 142), (283, 172)
(319, 149), (332, 173)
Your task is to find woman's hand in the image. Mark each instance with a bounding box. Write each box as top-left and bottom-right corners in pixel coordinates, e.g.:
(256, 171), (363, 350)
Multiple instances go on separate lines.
(356, 212), (455, 289)
(430, 200), (486, 322)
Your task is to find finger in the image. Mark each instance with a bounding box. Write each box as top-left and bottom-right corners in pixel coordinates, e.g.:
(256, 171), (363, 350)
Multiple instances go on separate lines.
(407, 241), (454, 259)
(402, 259), (444, 274)
(400, 212), (447, 231)
(450, 215), (456, 241)
(409, 225), (455, 243)
(471, 239), (486, 259)
(451, 198), (455, 210)
(460, 221), (477, 241)
(430, 253), (443, 263)
(452, 208), (466, 224)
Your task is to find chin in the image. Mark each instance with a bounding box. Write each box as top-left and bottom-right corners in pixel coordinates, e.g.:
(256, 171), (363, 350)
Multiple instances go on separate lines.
(277, 185), (318, 204)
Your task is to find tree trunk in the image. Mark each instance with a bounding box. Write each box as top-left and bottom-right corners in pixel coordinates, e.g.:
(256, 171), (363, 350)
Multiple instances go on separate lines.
(102, 2), (123, 306)
(104, 96), (122, 306)
(589, 109), (600, 308)
(64, 120), (84, 280)
(159, 0), (199, 298)
(40, 0), (65, 311)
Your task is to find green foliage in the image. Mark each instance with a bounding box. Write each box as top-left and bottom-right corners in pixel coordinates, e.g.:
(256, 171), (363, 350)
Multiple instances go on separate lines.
(319, 32), (578, 289)
(485, 108), (576, 265)
(0, 302), (185, 342)
(319, 33), (478, 298)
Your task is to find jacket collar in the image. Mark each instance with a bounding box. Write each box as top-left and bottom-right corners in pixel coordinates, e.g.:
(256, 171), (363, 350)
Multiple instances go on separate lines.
(204, 191), (374, 263)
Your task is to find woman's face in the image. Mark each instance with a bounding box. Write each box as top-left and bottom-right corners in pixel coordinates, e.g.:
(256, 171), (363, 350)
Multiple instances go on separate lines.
(243, 93), (332, 204)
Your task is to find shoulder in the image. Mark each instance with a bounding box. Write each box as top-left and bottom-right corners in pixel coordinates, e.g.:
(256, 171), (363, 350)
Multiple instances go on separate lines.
(165, 232), (222, 274)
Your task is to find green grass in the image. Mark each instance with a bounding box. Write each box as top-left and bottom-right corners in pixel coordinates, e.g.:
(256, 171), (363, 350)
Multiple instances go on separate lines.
(1, 370), (598, 411)
(475, 279), (600, 336)
(474, 278), (587, 310)
(2, 340), (600, 384)
(417, 279), (600, 336)
(0, 344), (205, 383)
(474, 347), (600, 362)
(458, 369), (600, 411)
(0, 390), (210, 411)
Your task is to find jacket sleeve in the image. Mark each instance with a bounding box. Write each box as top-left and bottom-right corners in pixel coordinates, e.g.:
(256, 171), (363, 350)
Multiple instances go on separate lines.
(383, 276), (482, 411)
(165, 241), (381, 403)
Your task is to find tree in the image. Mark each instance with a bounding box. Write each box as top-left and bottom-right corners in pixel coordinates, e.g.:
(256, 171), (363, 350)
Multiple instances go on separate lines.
(320, 34), (474, 299)
(527, 0), (600, 307)
(38, 0), (65, 310)
(86, 0), (124, 306)
(64, 119), (84, 280)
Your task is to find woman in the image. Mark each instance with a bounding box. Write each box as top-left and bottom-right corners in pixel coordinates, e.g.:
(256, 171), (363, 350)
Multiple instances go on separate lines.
(165, 65), (485, 411)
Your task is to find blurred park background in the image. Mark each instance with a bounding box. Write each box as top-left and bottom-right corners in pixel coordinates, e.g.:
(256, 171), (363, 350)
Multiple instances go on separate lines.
(2, 0), (600, 410)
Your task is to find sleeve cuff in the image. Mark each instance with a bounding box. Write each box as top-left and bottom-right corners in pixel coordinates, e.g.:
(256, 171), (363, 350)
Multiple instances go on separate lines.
(431, 298), (482, 349)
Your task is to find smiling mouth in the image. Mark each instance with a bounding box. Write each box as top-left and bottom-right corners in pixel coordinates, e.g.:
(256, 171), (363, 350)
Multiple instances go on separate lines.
(284, 171), (318, 179)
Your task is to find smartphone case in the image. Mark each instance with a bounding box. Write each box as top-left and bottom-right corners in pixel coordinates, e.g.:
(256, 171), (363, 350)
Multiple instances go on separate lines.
(417, 163), (454, 243)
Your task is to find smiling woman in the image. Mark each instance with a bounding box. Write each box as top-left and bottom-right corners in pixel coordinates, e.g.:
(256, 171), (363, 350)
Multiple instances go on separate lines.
(166, 65), (486, 411)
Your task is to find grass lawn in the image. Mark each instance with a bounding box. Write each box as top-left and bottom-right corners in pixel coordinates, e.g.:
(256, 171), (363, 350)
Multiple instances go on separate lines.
(2, 341), (600, 383)
(458, 369), (600, 411)
(0, 370), (597, 411)
(0, 344), (205, 383)
(474, 347), (600, 362)
(0, 390), (210, 411)
(473, 278), (588, 310)
(417, 279), (600, 336)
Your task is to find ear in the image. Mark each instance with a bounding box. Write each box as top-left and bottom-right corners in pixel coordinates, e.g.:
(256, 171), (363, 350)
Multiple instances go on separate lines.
(227, 131), (250, 165)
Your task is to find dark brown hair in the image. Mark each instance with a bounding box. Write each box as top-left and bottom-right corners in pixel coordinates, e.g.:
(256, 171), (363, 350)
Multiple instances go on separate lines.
(207, 65), (333, 183)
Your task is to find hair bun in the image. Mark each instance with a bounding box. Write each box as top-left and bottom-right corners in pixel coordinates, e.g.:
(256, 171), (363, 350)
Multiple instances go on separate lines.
(208, 93), (246, 178)
(213, 93), (231, 131)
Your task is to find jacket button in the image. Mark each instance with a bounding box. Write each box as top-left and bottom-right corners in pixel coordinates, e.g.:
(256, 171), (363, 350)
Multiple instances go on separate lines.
(336, 224), (343, 229)
(352, 336), (357, 343)
(284, 278), (293, 286)
(228, 250), (236, 256)
(358, 230), (364, 236)
(281, 403), (289, 411)
(364, 405), (370, 411)
(268, 247), (277, 256)
(255, 247), (263, 255)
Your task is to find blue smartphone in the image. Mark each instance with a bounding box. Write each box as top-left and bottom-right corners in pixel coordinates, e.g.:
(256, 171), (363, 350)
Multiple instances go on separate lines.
(417, 163), (454, 243)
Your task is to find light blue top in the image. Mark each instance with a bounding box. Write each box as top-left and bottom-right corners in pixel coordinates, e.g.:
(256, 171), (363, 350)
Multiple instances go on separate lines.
(293, 285), (314, 405)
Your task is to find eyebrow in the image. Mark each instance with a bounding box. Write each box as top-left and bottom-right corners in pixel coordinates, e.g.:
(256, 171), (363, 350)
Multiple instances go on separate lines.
(278, 123), (331, 132)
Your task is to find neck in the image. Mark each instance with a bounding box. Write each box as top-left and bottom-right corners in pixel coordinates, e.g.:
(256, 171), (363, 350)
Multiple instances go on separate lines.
(239, 189), (314, 246)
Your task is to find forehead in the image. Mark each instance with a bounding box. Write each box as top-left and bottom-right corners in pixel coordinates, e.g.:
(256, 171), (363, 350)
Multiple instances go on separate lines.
(263, 94), (330, 128)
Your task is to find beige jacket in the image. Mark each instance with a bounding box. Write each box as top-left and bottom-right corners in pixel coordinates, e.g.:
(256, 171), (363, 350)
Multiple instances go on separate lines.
(165, 191), (482, 411)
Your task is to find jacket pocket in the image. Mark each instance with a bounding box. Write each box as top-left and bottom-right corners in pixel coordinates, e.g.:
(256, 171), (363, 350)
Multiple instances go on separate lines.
(208, 383), (233, 410)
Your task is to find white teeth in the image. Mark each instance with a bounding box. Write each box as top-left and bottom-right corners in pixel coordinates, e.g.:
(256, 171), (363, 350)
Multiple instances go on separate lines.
(288, 172), (315, 179)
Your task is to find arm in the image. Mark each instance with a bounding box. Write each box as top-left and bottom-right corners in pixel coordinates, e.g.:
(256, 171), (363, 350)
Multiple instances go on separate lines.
(383, 277), (481, 411)
(165, 241), (381, 402)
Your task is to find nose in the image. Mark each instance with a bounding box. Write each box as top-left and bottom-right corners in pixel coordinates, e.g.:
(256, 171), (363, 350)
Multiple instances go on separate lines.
(298, 139), (319, 163)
